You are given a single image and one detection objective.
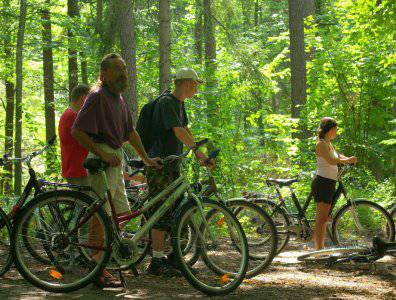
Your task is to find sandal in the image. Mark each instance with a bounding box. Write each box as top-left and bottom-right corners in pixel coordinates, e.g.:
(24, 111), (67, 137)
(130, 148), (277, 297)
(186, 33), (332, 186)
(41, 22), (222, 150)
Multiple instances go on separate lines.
(93, 270), (123, 288)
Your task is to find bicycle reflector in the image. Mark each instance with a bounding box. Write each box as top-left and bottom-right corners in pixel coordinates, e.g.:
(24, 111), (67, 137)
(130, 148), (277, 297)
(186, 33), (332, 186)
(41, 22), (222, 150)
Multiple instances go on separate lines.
(50, 269), (63, 280)
(216, 217), (225, 226)
(219, 274), (230, 284)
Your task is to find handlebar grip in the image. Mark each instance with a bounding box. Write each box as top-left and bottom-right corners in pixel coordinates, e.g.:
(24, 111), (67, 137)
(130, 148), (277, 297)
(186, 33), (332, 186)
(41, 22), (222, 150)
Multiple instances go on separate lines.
(208, 149), (220, 159)
(204, 149), (221, 165)
(127, 159), (145, 169)
(195, 138), (209, 149)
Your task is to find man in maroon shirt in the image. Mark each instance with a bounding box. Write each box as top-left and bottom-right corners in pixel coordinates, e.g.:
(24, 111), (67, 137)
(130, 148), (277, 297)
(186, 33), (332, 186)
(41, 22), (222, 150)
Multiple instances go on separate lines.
(72, 53), (161, 288)
(58, 84), (90, 186)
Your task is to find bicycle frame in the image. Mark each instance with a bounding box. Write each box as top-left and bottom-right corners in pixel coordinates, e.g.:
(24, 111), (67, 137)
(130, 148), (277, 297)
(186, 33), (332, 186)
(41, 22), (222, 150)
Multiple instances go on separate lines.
(67, 160), (217, 262)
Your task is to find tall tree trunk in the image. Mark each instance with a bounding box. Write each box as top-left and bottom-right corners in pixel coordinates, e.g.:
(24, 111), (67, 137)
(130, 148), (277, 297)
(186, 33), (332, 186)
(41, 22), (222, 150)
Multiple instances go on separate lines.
(203, 0), (218, 127)
(254, 0), (259, 28)
(96, 0), (103, 35)
(241, 0), (251, 29)
(2, 0), (15, 194)
(118, 0), (138, 123)
(3, 82), (14, 193)
(101, 1), (118, 56)
(194, 0), (203, 64)
(288, 0), (307, 138)
(14, 0), (27, 195)
(67, 0), (79, 99)
(80, 51), (88, 84)
(159, 0), (171, 93)
(41, 0), (56, 144)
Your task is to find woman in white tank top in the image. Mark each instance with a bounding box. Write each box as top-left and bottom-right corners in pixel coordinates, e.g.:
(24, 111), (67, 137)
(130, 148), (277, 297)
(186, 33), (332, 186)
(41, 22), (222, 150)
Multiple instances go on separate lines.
(312, 117), (357, 250)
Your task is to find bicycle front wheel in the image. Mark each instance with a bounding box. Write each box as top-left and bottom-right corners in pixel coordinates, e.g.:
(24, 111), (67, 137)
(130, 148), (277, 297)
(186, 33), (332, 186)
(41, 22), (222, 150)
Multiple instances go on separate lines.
(171, 198), (248, 296)
(332, 200), (395, 247)
(12, 190), (112, 293)
(0, 207), (13, 277)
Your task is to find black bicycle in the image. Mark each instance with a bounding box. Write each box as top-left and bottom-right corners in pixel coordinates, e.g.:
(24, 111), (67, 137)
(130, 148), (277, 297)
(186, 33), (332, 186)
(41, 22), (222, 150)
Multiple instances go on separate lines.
(244, 165), (395, 253)
(0, 137), (93, 276)
(189, 149), (278, 278)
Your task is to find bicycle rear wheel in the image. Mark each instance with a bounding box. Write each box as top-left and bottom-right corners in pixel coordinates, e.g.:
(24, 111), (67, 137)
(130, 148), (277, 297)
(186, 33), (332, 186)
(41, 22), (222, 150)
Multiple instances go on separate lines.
(224, 199), (277, 278)
(253, 198), (291, 254)
(332, 200), (395, 247)
(12, 190), (112, 293)
(171, 198), (248, 296)
(0, 207), (13, 277)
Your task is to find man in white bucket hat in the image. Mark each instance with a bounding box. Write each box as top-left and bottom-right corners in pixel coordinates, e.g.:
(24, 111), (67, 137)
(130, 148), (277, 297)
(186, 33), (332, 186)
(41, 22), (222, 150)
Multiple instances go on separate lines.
(143, 68), (215, 277)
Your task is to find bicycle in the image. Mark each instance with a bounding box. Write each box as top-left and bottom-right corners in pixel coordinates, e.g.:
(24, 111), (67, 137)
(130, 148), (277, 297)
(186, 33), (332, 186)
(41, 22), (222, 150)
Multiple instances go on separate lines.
(243, 165), (395, 253)
(11, 139), (249, 296)
(188, 149), (278, 278)
(297, 236), (396, 265)
(0, 137), (80, 276)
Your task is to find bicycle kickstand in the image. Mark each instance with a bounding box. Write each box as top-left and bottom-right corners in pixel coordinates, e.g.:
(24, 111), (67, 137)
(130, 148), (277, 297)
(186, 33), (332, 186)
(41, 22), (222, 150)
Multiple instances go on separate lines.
(130, 264), (139, 277)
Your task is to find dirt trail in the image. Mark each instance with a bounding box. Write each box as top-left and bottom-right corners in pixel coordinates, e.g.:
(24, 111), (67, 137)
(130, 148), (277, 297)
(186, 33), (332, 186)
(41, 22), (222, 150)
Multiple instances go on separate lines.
(0, 249), (394, 300)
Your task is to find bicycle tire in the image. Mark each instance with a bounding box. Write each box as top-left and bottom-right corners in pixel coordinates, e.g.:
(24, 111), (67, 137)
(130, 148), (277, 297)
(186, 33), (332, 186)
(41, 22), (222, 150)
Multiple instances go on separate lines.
(298, 246), (370, 263)
(12, 190), (113, 293)
(332, 200), (395, 247)
(0, 207), (13, 277)
(171, 198), (248, 296)
(221, 199), (277, 278)
(251, 198), (291, 254)
(390, 206), (396, 257)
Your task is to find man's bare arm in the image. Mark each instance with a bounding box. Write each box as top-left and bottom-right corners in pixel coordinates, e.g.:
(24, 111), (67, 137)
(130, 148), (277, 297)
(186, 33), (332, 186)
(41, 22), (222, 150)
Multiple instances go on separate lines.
(71, 128), (121, 166)
(128, 129), (150, 162)
(173, 127), (195, 148)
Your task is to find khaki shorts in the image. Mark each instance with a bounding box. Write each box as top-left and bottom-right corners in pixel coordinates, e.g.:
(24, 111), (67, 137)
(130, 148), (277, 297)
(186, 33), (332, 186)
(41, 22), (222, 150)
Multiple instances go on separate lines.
(87, 143), (130, 215)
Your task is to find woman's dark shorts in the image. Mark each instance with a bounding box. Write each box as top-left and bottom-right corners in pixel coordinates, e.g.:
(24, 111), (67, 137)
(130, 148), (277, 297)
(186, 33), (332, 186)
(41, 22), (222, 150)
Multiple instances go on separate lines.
(311, 175), (336, 204)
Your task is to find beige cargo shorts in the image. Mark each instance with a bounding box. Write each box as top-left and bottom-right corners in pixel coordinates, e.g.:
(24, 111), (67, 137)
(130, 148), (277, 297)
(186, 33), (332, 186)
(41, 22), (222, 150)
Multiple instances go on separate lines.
(87, 143), (130, 215)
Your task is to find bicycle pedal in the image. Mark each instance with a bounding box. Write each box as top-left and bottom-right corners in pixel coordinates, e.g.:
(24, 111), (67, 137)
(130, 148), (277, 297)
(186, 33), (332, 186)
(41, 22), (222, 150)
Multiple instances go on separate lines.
(118, 270), (127, 289)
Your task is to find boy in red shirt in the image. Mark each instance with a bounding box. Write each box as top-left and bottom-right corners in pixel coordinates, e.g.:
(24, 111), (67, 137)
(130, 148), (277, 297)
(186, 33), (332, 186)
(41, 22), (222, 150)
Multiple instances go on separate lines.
(58, 84), (91, 186)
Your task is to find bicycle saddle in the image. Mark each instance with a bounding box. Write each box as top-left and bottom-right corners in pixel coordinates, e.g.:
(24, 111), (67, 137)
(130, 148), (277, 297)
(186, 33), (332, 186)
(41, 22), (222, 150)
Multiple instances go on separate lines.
(266, 178), (299, 187)
(127, 159), (145, 169)
(83, 158), (109, 173)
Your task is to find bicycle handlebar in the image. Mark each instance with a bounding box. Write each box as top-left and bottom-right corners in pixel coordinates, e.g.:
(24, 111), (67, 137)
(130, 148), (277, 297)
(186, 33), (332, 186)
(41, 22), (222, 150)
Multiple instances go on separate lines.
(0, 136), (56, 167)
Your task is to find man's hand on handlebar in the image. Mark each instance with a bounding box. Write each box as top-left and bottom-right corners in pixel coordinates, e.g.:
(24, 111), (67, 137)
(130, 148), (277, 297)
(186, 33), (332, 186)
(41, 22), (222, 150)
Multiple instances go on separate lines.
(144, 157), (163, 169)
(346, 156), (357, 165)
(195, 150), (215, 170)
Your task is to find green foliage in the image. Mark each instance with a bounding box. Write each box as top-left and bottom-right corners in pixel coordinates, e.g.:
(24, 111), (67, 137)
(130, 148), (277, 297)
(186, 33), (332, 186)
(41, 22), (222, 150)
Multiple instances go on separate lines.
(0, 0), (394, 207)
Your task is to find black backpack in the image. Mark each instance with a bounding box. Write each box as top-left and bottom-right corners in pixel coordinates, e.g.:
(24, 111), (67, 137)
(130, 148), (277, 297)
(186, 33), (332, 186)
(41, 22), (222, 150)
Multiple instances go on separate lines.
(136, 90), (170, 152)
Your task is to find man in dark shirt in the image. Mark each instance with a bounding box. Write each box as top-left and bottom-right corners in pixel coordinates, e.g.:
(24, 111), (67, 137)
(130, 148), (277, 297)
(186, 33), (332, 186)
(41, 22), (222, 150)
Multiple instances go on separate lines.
(146, 68), (215, 277)
(72, 53), (161, 287)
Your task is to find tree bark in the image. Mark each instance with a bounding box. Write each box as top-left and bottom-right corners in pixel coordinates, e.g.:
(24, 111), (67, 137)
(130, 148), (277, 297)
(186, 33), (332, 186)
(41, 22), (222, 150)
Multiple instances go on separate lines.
(118, 0), (138, 123)
(67, 0), (79, 100)
(2, 0), (15, 193)
(41, 0), (56, 144)
(194, 0), (203, 64)
(288, 0), (306, 137)
(203, 0), (218, 127)
(241, 0), (251, 29)
(96, 0), (103, 35)
(159, 0), (171, 93)
(254, 0), (259, 28)
(14, 0), (27, 195)
(80, 51), (88, 84)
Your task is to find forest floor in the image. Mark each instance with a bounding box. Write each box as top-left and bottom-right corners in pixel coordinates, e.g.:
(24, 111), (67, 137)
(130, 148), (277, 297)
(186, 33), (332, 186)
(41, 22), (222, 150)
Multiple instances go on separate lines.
(1, 243), (395, 300)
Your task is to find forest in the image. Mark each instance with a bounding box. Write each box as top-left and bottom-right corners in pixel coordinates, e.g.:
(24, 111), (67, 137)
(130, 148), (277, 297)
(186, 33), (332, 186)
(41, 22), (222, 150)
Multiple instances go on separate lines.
(0, 0), (395, 209)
